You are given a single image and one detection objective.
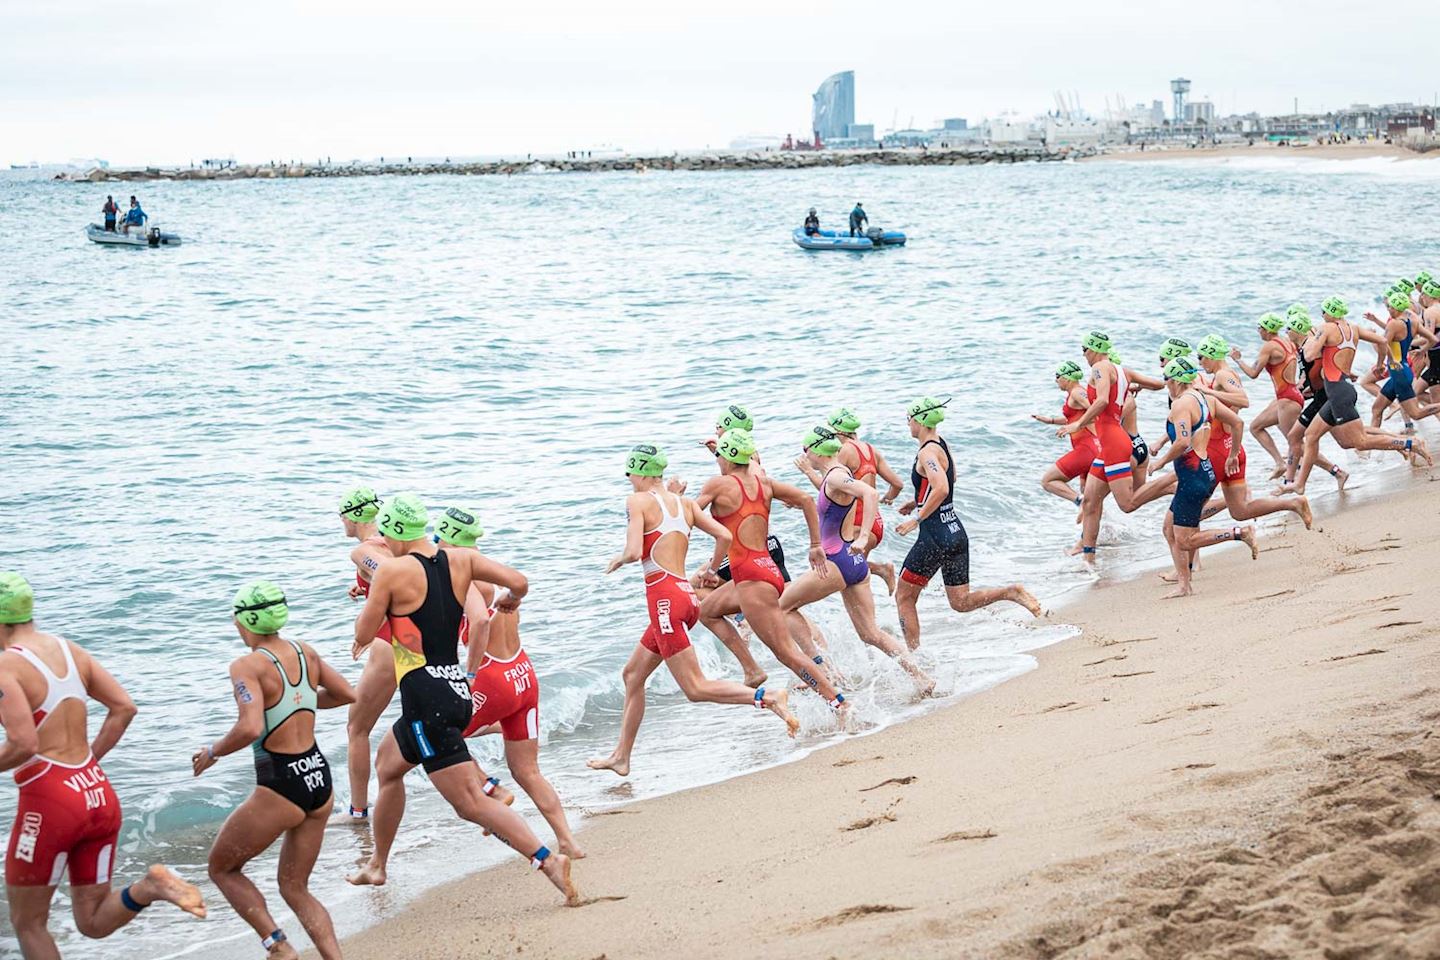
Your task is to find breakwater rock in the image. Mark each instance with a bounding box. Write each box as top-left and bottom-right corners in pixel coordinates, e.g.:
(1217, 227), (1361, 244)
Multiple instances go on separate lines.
(59, 145), (1093, 183)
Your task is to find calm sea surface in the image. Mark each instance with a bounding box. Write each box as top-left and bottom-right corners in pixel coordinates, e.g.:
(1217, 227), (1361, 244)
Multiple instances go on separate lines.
(2, 153), (1436, 958)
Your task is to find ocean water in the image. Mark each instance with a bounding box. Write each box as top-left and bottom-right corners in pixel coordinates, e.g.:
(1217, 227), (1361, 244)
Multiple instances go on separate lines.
(2, 155), (1437, 958)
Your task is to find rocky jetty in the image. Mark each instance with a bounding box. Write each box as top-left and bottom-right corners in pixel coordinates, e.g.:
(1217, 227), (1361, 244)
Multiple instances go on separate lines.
(58, 145), (1092, 183)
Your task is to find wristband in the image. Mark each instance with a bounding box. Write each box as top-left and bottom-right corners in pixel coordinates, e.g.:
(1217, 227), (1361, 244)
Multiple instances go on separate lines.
(207, 745), (216, 761)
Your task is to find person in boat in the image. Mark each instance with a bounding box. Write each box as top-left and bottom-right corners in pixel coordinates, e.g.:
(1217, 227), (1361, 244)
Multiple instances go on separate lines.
(122, 197), (147, 235)
(102, 196), (118, 232)
(804, 208), (821, 236)
(848, 202), (867, 237)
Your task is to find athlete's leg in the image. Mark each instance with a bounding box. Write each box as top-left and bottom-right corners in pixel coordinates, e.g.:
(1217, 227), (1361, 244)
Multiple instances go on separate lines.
(208, 789), (303, 954)
(1077, 474), (1109, 554)
(506, 737), (585, 858)
(276, 807), (340, 960)
(944, 583), (1041, 616)
(894, 578), (924, 650)
(1039, 465), (1082, 506)
(1249, 400), (1284, 468)
(1333, 420), (1431, 465)
(1174, 523), (1258, 558)
(345, 640), (396, 816)
(1125, 469), (1178, 511)
(1292, 416), (1332, 493)
(7, 885), (60, 959)
(426, 761), (578, 903)
(347, 731), (414, 886)
(1370, 391), (1391, 428)
(738, 580), (843, 702)
(69, 867), (205, 939)
(1220, 481), (1311, 527)
(779, 564), (845, 613)
(696, 581), (766, 686)
(1276, 400), (1302, 477)
(586, 644), (662, 777)
(1400, 396), (1440, 422)
(1162, 516), (1193, 598)
(839, 584), (935, 695)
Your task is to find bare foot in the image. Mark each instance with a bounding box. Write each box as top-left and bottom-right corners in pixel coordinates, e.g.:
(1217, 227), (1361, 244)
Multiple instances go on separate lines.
(1012, 586), (1042, 617)
(1065, 541), (1084, 556)
(1296, 496), (1313, 530)
(902, 659), (937, 699)
(1410, 438), (1433, 467)
(765, 688), (801, 737)
(873, 561), (898, 597)
(586, 755), (631, 778)
(1268, 463), (1286, 480)
(1334, 468), (1348, 493)
(1240, 526), (1260, 560)
(560, 839), (588, 860)
(267, 942), (300, 960)
(135, 864), (206, 919)
(347, 860), (387, 887)
(1162, 584), (1194, 599)
(541, 852), (581, 906)
(1157, 570), (1179, 583)
(743, 668), (769, 688)
(329, 806), (371, 827)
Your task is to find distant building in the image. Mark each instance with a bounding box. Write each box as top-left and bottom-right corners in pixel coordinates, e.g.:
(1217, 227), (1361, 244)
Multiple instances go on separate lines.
(942, 118), (968, 131)
(812, 71), (856, 143)
(1184, 101), (1215, 124)
(845, 123), (875, 142)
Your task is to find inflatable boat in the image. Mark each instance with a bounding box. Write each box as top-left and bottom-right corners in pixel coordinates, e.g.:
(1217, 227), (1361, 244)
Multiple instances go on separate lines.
(792, 227), (906, 251)
(86, 223), (182, 247)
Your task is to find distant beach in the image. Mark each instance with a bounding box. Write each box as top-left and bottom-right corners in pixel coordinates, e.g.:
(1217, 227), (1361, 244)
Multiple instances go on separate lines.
(1084, 139), (1439, 163)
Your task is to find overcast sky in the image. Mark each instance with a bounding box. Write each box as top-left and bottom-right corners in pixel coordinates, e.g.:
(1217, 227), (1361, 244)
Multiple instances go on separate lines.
(3, 0), (1437, 165)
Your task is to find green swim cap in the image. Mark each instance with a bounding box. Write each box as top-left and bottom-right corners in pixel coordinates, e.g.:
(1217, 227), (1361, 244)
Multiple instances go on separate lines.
(1158, 337), (1192, 362)
(625, 443), (668, 477)
(1386, 289), (1412, 313)
(1106, 345), (1123, 365)
(716, 428), (756, 465)
(0, 573), (35, 625)
(1286, 302), (1308, 317)
(1322, 296), (1348, 318)
(338, 486), (382, 523)
(1423, 279), (1440, 299)
(1417, 271), (1434, 288)
(906, 396), (948, 428)
(436, 506), (483, 547)
(1286, 313), (1314, 335)
(827, 407), (861, 434)
(1055, 360), (1084, 382)
(1396, 277), (1416, 293)
(1163, 357), (1200, 383)
(1197, 334), (1229, 360)
(376, 492), (429, 541)
(803, 424), (843, 457)
(1082, 331), (1112, 354)
(715, 404), (753, 433)
(233, 580), (289, 635)
(1259, 312), (1286, 333)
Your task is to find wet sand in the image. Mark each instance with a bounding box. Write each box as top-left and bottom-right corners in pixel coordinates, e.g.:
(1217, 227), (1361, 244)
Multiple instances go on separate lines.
(332, 463), (1440, 959)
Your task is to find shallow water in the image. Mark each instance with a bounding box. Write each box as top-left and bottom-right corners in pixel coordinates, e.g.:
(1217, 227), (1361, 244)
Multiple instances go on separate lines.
(1, 155), (1435, 958)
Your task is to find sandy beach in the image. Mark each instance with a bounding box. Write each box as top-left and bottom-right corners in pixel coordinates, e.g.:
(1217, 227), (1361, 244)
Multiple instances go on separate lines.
(1085, 140), (1438, 164)
(333, 463), (1440, 959)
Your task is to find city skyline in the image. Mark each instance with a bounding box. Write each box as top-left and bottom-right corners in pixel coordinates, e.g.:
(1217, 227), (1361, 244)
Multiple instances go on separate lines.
(5, 0), (1439, 166)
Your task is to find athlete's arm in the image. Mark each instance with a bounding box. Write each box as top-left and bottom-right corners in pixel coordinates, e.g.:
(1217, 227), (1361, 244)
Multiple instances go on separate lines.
(832, 473), (879, 554)
(693, 475), (726, 511)
(791, 455), (824, 490)
(1413, 324), (1436, 351)
(78, 647), (137, 762)
(0, 668), (38, 772)
(193, 658), (266, 776)
(349, 540), (388, 594)
(1061, 368), (1111, 434)
(1355, 325), (1389, 365)
(1198, 369), (1249, 409)
(353, 561), (395, 659)
(1229, 345), (1267, 379)
(687, 498), (732, 573)
(771, 478), (828, 577)
(1125, 368), (1165, 391)
(1211, 398), (1245, 475)
(1149, 406), (1192, 473)
(463, 585), (493, 673)
(464, 553), (528, 612)
(311, 647), (358, 710)
(605, 493), (649, 574)
(873, 451), (905, 504)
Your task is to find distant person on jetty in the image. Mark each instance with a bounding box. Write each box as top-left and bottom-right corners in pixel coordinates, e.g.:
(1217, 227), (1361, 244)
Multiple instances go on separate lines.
(0, 572), (206, 957)
(194, 582), (355, 960)
(848, 202), (867, 237)
(121, 196), (146, 235)
(804, 208), (821, 236)
(101, 195), (118, 231)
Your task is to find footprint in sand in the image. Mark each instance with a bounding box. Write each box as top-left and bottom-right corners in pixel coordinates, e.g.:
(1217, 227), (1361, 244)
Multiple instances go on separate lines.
(860, 776), (917, 792)
(934, 829), (997, 843)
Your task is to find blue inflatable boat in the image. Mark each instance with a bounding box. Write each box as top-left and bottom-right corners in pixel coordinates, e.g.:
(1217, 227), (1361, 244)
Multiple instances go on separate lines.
(792, 227), (907, 251)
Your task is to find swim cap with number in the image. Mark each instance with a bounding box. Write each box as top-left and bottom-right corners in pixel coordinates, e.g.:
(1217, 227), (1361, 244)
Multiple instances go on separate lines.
(1386, 290), (1412, 313)
(233, 581), (289, 635)
(625, 443), (668, 477)
(0, 572), (35, 625)
(1396, 277), (1416, 293)
(715, 404), (753, 433)
(338, 486), (382, 522)
(1286, 313), (1314, 335)
(803, 425), (843, 456)
(1082, 331), (1112, 353)
(716, 428), (756, 464)
(436, 506), (483, 547)
(377, 492), (429, 541)
(827, 407), (862, 434)
(1158, 337), (1192, 362)
(1417, 271), (1433, 288)
(1163, 357), (1199, 383)
(1197, 334), (1229, 360)
(1259, 312), (1286, 333)
(1322, 296), (1348, 318)
(1423, 280), (1440, 299)
(906, 396), (948, 428)
(1286, 303), (1308, 317)
(1055, 360), (1084, 382)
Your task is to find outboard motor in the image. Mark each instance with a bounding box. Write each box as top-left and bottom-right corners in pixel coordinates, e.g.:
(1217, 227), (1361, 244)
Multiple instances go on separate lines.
(866, 226), (885, 243)
(147, 227), (161, 247)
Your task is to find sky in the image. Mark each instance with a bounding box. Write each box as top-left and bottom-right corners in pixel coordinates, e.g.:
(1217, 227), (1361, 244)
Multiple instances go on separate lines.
(3, 0), (1438, 166)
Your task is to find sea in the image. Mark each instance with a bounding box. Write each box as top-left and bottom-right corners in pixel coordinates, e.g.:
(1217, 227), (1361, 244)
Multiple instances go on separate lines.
(1, 152), (1437, 958)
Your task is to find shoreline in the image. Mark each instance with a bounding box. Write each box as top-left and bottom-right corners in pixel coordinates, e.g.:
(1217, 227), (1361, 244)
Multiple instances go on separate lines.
(330, 456), (1440, 959)
(1082, 140), (1440, 164)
